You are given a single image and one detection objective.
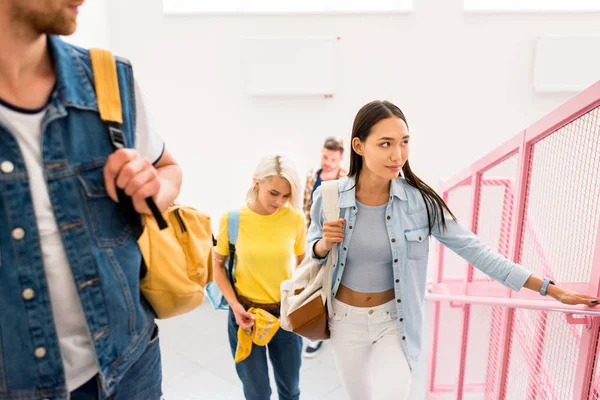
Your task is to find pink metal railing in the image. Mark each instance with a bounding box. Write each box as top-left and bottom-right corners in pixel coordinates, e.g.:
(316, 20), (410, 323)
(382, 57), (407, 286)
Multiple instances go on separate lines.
(425, 81), (600, 399)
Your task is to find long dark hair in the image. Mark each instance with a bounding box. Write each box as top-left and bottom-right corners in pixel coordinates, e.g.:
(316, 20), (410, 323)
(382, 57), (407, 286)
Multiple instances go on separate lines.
(349, 100), (456, 234)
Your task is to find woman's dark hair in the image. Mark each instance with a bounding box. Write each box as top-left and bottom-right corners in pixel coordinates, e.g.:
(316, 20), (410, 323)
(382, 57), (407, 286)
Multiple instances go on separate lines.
(323, 136), (344, 153)
(348, 100), (456, 234)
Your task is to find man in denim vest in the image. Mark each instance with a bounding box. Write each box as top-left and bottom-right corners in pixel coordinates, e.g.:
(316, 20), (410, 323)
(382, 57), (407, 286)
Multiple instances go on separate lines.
(0, 1), (182, 399)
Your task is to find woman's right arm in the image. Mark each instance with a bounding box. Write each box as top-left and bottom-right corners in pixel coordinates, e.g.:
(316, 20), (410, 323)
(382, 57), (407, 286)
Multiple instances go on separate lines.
(213, 213), (254, 329)
(213, 253), (241, 309)
(213, 254), (254, 329)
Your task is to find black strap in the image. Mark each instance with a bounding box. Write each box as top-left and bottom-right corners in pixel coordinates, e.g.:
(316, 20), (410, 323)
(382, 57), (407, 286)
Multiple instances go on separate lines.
(106, 122), (168, 234)
(227, 243), (236, 294)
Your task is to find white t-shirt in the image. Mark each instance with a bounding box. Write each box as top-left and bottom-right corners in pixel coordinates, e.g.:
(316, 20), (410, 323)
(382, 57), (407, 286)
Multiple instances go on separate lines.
(0, 80), (164, 391)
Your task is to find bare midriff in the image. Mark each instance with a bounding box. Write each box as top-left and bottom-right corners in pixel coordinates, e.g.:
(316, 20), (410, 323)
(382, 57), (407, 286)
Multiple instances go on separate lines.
(335, 284), (395, 307)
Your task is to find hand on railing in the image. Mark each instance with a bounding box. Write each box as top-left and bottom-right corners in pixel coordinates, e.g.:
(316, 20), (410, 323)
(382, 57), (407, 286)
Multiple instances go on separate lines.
(553, 289), (599, 307)
(523, 275), (599, 307)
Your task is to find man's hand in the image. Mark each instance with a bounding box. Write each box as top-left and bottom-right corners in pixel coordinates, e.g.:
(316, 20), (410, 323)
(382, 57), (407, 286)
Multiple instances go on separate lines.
(103, 149), (161, 214)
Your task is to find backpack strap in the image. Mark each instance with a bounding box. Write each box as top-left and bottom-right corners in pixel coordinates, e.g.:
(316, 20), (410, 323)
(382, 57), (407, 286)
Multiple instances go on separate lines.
(89, 49), (123, 124)
(319, 180), (339, 317)
(320, 180), (340, 222)
(226, 210), (241, 286)
(228, 210), (241, 246)
(89, 48), (167, 231)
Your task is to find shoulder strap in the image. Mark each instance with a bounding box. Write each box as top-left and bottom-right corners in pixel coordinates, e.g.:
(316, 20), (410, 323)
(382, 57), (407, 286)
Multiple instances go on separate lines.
(227, 210), (241, 247)
(89, 48), (167, 231)
(89, 48), (123, 124)
(320, 180), (340, 221)
(226, 210), (241, 282)
(320, 180), (340, 317)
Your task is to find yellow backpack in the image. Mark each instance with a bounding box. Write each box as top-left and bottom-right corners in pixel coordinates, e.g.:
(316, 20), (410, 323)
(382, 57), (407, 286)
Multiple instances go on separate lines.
(90, 48), (214, 319)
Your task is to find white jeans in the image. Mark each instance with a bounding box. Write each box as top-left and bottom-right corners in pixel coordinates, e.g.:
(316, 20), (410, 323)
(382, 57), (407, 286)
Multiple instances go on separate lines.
(329, 298), (412, 400)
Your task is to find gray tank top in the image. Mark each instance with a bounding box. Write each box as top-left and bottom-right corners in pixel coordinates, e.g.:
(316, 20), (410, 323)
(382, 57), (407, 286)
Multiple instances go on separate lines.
(340, 200), (395, 292)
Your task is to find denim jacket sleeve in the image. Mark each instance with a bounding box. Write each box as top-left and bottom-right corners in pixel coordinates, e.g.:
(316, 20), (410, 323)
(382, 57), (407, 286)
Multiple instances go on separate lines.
(431, 213), (533, 291)
(306, 186), (329, 264)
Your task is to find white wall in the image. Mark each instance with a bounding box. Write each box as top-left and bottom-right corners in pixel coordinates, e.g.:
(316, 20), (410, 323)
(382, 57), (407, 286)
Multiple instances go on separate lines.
(106, 0), (600, 228)
(63, 0), (111, 49)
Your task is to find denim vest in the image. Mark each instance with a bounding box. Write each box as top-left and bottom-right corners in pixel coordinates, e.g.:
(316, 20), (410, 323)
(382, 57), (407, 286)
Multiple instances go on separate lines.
(0, 36), (154, 399)
(307, 175), (532, 370)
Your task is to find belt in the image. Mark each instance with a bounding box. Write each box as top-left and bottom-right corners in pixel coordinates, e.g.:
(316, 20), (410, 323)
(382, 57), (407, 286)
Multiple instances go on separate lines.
(237, 295), (280, 312)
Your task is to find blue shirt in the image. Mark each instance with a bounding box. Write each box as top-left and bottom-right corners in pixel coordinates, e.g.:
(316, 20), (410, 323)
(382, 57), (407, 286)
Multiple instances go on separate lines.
(307, 175), (533, 370)
(311, 169), (323, 196)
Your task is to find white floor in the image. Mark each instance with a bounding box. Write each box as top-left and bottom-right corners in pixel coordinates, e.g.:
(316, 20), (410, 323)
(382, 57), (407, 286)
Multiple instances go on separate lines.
(157, 301), (430, 400)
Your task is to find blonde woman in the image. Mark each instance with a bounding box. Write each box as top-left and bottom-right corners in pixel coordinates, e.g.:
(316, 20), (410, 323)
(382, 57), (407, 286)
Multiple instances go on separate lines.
(213, 155), (307, 400)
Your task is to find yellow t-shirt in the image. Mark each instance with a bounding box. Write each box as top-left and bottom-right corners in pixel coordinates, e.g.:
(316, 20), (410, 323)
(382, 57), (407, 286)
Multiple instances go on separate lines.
(215, 205), (307, 304)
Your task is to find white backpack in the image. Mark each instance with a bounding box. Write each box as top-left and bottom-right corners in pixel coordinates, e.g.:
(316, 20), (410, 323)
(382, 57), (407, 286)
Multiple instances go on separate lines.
(280, 180), (340, 340)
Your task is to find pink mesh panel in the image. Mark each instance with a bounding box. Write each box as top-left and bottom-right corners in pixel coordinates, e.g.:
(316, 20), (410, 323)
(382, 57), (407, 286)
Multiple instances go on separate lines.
(473, 154), (520, 282)
(462, 305), (504, 399)
(433, 302), (464, 393)
(589, 336), (600, 399)
(519, 107), (600, 282)
(503, 309), (583, 399)
(441, 180), (474, 280)
(426, 86), (600, 400)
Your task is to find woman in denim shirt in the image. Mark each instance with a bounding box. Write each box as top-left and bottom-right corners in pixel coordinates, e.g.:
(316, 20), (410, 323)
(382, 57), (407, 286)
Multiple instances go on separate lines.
(307, 100), (599, 399)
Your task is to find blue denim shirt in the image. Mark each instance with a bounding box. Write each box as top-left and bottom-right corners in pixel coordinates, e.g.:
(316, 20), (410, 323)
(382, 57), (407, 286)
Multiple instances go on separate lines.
(307, 175), (532, 370)
(0, 36), (154, 399)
